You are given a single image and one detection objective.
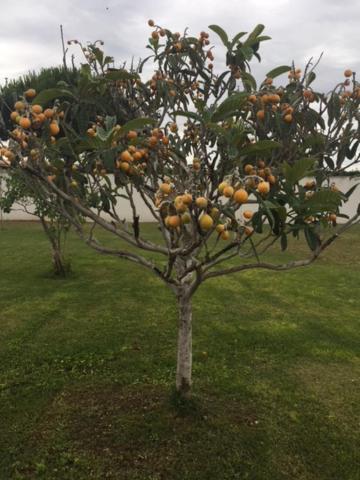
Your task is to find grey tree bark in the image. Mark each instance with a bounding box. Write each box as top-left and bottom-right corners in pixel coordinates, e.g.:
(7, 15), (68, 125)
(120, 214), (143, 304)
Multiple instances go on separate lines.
(176, 290), (193, 397)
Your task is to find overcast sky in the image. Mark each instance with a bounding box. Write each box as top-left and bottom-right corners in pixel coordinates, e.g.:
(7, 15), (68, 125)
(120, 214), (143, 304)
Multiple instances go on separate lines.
(0, 0), (359, 91)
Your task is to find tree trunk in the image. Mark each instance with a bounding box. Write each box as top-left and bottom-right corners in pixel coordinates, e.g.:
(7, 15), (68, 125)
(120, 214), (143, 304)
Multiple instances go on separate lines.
(52, 246), (67, 277)
(176, 292), (193, 397)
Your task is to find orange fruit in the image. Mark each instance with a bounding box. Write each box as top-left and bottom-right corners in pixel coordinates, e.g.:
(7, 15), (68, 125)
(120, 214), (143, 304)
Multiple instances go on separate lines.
(220, 230), (230, 240)
(284, 114), (293, 123)
(44, 108), (54, 118)
(14, 101), (25, 111)
(19, 117), (31, 129)
(256, 110), (265, 121)
(87, 128), (96, 137)
(244, 226), (254, 236)
(49, 122), (60, 136)
(24, 88), (36, 98)
(257, 181), (270, 194)
(244, 164), (253, 175)
(167, 215), (181, 228)
(199, 214), (214, 231)
(160, 183), (172, 194)
(120, 150), (133, 162)
(31, 104), (43, 114)
(10, 111), (19, 122)
(119, 162), (130, 172)
(223, 185), (234, 198)
(148, 19), (155, 27)
(243, 210), (253, 220)
(344, 69), (352, 78)
(233, 189), (248, 204)
(182, 193), (193, 205)
(127, 130), (138, 140)
(152, 31), (159, 40)
(248, 94), (257, 103)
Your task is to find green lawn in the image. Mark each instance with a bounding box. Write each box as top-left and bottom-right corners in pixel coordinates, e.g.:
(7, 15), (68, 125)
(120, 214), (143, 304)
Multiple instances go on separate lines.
(0, 222), (359, 480)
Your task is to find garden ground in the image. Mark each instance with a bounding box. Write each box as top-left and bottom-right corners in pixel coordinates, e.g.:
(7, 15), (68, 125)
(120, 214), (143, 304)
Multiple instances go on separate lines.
(0, 222), (359, 479)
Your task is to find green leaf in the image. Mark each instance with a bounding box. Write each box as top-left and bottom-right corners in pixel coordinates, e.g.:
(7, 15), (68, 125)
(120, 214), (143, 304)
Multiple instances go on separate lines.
(244, 24), (265, 45)
(304, 190), (342, 212)
(344, 183), (359, 199)
(120, 117), (156, 134)
(230, 31), (247, 48)
(304, 227), (321, 251)
(211, 92), (248, 122)
(241, 71), (257, 91)
(240, 140), (281, 156)
(283, 158), (316, 185)
(33, 88), (75, 105)
(208, 25), (229, 47)
(305, 71), (316, 87)
(266, 65), (292, 79)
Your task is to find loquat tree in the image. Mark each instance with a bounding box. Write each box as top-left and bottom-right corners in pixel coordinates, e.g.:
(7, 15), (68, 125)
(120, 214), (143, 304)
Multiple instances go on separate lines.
(1, 22), (359, 397)
(0, 168), (72, 276)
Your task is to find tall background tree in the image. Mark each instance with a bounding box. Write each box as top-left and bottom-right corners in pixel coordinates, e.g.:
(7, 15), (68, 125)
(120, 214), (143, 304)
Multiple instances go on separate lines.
(2, 21), (359, 397)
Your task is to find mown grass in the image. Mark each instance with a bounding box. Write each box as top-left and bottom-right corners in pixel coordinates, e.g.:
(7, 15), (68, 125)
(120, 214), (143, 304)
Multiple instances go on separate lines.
(0, 221), (359, 480)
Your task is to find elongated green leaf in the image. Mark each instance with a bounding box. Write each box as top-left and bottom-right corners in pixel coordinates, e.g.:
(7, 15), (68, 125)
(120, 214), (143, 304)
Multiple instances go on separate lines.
(245, 24), (265, 45)
(240, 140), (281, 156)
(304, 227), (321, 251)
(241, 71), (257, 91)
(266, 65), (292, 79)
(33, 88), (75, 105)
(344, 183), (359, 199)
(120, 117), (156, 134)
(211, 92), (248, 122)
(208, 25), (229, 47)
(230, 31), (247, 48)
(283, 158), (316, 185)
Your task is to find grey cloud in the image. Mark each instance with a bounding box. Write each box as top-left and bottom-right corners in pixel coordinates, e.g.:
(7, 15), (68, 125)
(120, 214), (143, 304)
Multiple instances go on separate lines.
(0, 0), (358, 91)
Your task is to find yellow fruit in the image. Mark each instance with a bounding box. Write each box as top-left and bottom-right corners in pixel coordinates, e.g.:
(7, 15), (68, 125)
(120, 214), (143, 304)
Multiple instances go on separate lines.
(233, 189), (248, 204)
(181, 212), (191, 224)
(210, 207), (220, 219)
(243, 210), (253, 220)
(87, 128), (96, 137)
(160, 183), (172, 194)
(216, 224), (225, 233)
(220, 230), (230, 240)
(199, 214), (214, 231)
(257, 181), (270, 194)
(223, 185), (234, 198)
(218, 182), (228, 194)
(195, 197), (208, 209)
(284, 113), (293, 123)
(175, 200), (187, 213)
(10, 111), (19, 122)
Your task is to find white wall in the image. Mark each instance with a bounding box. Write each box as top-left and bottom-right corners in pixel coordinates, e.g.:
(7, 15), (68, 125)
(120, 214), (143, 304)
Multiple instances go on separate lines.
(0, 172), (359, 223)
